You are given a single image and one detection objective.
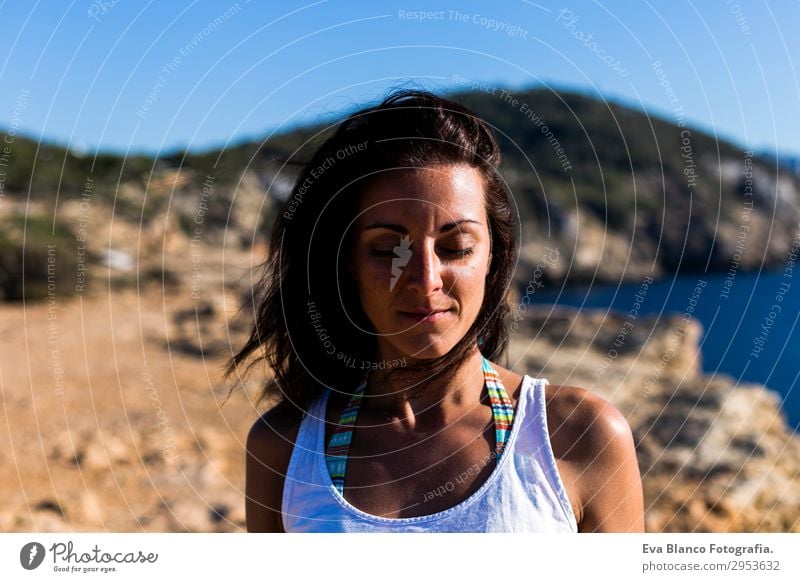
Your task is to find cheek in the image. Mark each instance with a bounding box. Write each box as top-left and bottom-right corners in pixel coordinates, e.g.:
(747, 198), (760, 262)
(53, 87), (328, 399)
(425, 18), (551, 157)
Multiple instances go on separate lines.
(459, 268), (487, 302)
(352, 257), (392, 304)
(445, 262), (488, 308)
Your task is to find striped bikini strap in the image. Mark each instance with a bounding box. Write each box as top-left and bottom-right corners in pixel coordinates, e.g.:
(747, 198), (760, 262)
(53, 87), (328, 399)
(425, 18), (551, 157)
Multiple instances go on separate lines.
(325, 382), (367, 494)
(482, 356), (515, 458)
(325, 357), (515, 495)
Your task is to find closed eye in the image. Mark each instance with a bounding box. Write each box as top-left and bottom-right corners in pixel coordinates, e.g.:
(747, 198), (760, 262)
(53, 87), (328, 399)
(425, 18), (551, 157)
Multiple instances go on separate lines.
(442, 247), (474, 258)
(369, 247), (474, 258)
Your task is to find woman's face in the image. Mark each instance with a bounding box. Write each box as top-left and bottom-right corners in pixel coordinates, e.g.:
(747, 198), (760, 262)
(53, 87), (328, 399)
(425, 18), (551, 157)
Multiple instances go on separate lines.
(348, 164), (492, 363)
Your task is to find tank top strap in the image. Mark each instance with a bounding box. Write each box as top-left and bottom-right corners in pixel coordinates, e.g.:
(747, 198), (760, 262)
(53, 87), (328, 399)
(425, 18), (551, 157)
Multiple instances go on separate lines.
(325, 355), (515, 495)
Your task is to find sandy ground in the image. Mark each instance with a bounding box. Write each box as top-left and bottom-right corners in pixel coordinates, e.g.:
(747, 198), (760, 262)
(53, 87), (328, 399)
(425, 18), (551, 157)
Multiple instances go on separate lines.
(0, 264), (263, 532)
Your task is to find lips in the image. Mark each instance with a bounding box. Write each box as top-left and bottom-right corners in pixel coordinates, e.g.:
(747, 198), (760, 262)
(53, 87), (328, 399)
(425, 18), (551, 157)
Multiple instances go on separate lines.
(398, 308), (453, 323)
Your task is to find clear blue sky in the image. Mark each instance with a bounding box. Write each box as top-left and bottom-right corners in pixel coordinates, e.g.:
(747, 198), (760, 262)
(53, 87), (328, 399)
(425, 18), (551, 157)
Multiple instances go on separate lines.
(1, 0), (798, 157)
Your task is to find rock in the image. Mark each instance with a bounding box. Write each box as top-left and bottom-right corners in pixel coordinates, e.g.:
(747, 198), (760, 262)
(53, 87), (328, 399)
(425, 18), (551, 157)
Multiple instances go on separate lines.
(78, 431), (132, 472)
(164, 497), (214, 532)
(513, 306), (800, 532)
(78, 490), (105, 526)
(168, 297), (241, 358)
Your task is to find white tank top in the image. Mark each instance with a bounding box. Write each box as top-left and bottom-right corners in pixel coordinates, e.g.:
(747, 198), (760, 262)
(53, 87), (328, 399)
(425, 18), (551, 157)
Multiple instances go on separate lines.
(281, 375), (579, 532)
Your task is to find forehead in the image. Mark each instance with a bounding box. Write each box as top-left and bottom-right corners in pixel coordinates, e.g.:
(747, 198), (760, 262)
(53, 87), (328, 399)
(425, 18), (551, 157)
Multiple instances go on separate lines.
(355, 165), (486, 223)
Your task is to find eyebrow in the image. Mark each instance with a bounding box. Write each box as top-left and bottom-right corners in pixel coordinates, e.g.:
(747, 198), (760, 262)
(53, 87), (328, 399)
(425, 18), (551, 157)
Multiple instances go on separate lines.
(361, 219), (482, 234)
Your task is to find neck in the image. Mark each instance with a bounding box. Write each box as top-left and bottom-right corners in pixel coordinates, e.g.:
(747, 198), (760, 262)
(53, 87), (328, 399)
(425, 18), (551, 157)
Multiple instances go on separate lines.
(360, 347), (486, 428)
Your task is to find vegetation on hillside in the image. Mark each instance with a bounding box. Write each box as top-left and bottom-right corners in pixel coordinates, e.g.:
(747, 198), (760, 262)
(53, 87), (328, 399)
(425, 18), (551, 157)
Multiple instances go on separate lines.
(2, 85), (797, 300)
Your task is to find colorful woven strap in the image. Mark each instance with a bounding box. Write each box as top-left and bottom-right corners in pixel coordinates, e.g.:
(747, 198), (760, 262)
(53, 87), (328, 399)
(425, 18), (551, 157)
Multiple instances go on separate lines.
(482, 356), (514, 458)
(326, 380), (367, 493)
(325, 356), (515, 495)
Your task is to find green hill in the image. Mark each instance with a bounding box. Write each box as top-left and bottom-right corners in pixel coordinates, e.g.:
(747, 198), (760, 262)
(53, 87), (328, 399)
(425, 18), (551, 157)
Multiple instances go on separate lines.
(2, 85), (798, 297)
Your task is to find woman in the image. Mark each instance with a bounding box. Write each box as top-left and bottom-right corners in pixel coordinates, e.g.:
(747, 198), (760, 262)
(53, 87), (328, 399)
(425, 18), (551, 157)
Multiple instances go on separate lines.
(228, 89), (644, 532)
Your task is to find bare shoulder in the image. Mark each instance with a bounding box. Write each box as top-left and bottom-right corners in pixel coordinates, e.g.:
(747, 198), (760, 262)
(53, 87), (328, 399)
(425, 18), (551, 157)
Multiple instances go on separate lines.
(245, 399), (305, 533)
(544, 384), (645, 532)
(544, 384), (633, 460)
(247, 398), (305, 445)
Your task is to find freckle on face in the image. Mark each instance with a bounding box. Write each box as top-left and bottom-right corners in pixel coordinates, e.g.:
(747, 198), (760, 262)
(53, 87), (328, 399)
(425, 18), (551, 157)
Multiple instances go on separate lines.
(348, 164), (491, 362)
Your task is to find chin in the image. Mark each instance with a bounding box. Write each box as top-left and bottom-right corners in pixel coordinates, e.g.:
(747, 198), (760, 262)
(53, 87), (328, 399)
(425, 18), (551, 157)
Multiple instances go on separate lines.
(385, 335), (461, 362)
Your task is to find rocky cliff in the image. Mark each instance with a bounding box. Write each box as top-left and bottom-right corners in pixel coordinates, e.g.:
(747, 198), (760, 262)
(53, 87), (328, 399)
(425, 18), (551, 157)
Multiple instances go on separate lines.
(510, 306), (800, 532)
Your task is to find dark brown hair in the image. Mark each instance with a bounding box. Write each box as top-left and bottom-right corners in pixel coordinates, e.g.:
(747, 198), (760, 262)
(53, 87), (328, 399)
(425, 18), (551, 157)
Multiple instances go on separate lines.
(225, 89), (518, 415)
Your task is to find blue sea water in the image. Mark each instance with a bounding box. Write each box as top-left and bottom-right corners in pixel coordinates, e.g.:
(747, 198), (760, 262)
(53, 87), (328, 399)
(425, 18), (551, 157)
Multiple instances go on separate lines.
(532, 271), (800, 430)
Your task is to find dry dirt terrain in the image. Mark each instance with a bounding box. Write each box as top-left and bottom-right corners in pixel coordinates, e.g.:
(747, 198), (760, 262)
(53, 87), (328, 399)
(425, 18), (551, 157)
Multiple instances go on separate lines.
(0, 248), (263, 532)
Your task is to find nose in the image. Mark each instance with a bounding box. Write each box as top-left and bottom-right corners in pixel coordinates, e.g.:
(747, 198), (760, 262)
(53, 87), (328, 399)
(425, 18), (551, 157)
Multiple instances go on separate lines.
(403, 240), (443, 296)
